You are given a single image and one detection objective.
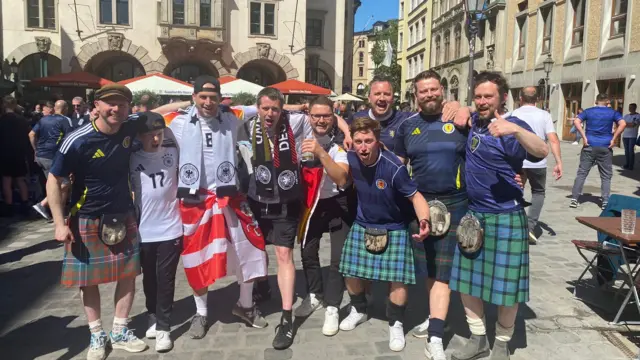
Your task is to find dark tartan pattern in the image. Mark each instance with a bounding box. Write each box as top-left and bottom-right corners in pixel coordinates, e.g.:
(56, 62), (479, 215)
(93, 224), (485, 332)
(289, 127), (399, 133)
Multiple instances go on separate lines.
(340, 223), (415, 284)
(449, 209), (529, 306)
(61, 214), (141, 287)
(412, 196), (468, 282)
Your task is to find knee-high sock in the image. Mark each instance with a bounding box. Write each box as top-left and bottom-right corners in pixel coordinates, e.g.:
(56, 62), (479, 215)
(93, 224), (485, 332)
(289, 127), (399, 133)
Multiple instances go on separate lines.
(466, 315), (486, 336)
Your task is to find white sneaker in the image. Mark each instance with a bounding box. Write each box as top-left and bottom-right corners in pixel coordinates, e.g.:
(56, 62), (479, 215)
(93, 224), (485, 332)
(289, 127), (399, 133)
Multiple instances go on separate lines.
(322, 306), (340, 336)
(425, 337), (446, 360)
(389, 321), (405, 352)
(411, 317), (430, 338)
(155, 330), (173, 352)
(294, 293), (322, 317)
(572, 141), (579, 145)
(87, 331), (108, 360)
(145, 322), (156, 339)
(339, 306), (366, 331)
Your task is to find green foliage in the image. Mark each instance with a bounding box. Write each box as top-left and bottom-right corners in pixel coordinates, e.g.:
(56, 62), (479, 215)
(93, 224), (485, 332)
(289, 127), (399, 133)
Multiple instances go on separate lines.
(132, 90), (161, 106)
(232, 92), (257, 106)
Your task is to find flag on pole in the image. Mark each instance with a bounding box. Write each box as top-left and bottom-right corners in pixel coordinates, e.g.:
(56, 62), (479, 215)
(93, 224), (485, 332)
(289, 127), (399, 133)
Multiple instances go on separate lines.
(382, 39), (393, 67)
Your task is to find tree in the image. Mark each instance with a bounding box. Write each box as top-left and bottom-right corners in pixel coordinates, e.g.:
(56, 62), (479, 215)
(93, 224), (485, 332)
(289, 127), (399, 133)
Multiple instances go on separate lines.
(132, 90), (161, 107)
(370, 20), (401, 94)
(232, 92), (257, 106)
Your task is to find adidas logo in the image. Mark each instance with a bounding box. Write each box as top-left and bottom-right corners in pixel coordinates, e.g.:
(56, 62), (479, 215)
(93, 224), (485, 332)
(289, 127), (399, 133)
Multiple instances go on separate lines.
(411, 128), (421, 135)
(92, 149), (105, 159)
(135, 164), (145, 172)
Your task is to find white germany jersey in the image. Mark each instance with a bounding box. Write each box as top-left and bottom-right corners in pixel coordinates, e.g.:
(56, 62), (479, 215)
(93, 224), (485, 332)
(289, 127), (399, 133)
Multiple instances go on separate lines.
(130, 146), (183, 243)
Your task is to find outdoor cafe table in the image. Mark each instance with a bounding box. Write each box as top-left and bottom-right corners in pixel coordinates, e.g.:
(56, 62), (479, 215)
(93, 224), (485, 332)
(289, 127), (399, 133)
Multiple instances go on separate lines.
(576, 216), (640, 325)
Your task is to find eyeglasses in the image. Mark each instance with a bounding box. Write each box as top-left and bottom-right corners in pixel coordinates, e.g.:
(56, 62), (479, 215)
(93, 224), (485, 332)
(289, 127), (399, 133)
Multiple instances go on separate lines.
(73, 104), (81, 108)
(310, 114), (333, 120)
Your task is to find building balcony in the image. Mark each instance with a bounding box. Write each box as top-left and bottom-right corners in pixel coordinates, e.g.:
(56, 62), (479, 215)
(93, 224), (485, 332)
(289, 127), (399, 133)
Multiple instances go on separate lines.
(158, 25), (225, 45)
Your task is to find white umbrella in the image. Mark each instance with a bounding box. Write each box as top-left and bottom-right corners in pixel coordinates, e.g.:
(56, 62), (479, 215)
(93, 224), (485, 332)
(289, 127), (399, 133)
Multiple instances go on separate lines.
(120, 74), (193, 96)
(220, 79), (264, 97)
(330, 93), (365, 102)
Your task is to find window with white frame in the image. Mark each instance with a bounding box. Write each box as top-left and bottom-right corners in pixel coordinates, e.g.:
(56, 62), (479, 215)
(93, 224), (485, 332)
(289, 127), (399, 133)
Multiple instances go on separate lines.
(435, 36), (441, 66)
(399, 32), (404, 48)
(434, 0), (439, 18)
(407, 58), (412, 78)
(571, 0), (585, 46)
(400, 2), (404, 18)
(517, 16), (526, 60)
(358, 51), (364, 63)
(611, 0), (627, 38)
(421, 18), (426, 40)
(250, 1), (276, 36)
(419, 53), (424, 73)
(99, 0), (129, 25)
(417, 21), (422, 41)
(444, 30), (450, 63)
(27, 0), (56, 29)
(359, 66), (364, 77)
(359, 39), (365, 48)
(409, 26), (414, 46)
(541, 6), (553, 54)
(200, 0), (212, 27)
(306, 18), (323, 47)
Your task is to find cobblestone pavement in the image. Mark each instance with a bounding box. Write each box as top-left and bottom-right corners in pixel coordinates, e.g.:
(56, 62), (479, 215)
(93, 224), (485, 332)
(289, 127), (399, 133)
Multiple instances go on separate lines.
(2, 142), (640, 360)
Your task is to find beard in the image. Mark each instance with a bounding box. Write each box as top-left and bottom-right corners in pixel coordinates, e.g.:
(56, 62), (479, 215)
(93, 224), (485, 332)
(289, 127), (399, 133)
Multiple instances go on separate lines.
(419, 97), (443, 115)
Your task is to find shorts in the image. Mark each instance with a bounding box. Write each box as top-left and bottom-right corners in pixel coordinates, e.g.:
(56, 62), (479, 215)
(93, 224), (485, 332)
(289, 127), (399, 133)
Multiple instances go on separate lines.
(36, 157), (69, 185)
(249, 199), (301, 249)
(0, 155), (28, 178)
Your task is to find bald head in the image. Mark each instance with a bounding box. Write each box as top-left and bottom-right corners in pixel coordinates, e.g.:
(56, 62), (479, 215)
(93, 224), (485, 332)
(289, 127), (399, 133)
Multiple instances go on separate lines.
(54, 100), (68, 115)
(520, 86), (538, 105)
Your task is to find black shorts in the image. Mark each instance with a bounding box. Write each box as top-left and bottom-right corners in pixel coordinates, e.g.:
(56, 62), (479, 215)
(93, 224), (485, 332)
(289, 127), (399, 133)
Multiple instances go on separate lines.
(249, 199), (301, 249)
(0, 155), (28, 178)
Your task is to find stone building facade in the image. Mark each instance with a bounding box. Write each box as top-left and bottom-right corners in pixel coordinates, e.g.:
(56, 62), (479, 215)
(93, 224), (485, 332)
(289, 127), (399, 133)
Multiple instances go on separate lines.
(2, 0), (354, 98)
(397, 0), (433, 102)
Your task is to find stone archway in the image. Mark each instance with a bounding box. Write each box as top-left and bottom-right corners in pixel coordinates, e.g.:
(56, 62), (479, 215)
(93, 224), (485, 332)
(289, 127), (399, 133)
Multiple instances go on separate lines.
(237, 59), (287, 87)
(71, 33), (165, 75)
(232, 44), (298, 80)
(5, 37), (62, 67)
(306, 55), (338, 90)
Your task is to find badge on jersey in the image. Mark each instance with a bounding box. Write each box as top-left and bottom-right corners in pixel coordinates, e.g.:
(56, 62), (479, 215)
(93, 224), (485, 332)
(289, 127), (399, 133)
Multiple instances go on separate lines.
(163, 153), (174, 168)
(442, 123), (455, 134)
(217, 161), (236, 183)
(376, 179), (387, 190)
(123, 136), (131, 148)
(470, 134), (481, 153)
(389, 130), (395, 138)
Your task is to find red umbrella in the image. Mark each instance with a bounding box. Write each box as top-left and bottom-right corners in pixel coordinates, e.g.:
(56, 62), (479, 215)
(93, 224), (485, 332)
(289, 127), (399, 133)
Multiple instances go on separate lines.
(270, 79), (331, 95)
(30, 71), (114, 88)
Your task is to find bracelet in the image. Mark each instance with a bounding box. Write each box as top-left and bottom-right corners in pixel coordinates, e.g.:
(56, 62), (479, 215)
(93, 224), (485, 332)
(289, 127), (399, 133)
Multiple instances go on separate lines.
(419, 218), (431, 227)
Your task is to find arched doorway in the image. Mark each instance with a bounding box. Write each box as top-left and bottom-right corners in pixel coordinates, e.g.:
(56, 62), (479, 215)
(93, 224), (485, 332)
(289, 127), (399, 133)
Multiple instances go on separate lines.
(441, 77), (449, 101)
(237, 59), (286, 87)
(18, 53), (61, 81)
(85, 52), (145, 82)
(167, 62), (219, 84)
(356, 83), (365, 96)
(306, 67), (332, 90)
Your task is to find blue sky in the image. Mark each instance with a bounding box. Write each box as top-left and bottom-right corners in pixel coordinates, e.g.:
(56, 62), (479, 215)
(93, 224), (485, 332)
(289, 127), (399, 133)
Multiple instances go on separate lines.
(354, 0), (398, 32)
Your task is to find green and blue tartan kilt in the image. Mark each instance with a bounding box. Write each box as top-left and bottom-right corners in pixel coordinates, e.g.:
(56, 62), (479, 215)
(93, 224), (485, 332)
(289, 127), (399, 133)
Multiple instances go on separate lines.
(339, 223), (415, 284)
(61, 214), (141, 287)
(449, 209), (529, 306)
(412, 196), (468, 282)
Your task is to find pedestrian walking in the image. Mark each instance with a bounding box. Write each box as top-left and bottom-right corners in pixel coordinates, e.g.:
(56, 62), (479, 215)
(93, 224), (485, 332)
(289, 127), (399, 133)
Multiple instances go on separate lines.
(0, 96), (31, 217)
(622, 103), (640, 170)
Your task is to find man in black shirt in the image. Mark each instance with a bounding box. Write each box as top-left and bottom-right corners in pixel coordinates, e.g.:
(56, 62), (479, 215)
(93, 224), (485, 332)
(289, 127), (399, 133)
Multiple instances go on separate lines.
(0, 96), (31, 216)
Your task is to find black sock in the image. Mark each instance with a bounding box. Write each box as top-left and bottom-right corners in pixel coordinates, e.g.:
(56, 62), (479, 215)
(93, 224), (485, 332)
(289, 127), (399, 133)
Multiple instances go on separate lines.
(386, 301), (406, 326)
(428, 318), (445, 341)
(348, 292), (367, 313)
(282, 310), (292, 324)
(257, 279), (271, 293)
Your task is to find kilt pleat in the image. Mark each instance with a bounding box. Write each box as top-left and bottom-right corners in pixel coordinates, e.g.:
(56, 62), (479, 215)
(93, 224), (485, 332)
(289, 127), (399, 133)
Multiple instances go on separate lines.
(449, 209), (529, 306)
(339, 223), (415, 284)
(61, 214), (141, 287)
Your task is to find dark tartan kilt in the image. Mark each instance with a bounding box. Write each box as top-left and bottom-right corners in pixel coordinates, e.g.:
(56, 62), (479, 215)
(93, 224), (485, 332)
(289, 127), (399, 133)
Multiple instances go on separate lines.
(339, 223), (415, 284)
(61, 214), (141, 287)
(412, 195), (468, 282)
(449, 209), (529, 306)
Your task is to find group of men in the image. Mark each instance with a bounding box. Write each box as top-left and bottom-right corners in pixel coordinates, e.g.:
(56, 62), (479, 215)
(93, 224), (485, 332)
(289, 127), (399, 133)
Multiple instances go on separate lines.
(45, 70), (561, 360)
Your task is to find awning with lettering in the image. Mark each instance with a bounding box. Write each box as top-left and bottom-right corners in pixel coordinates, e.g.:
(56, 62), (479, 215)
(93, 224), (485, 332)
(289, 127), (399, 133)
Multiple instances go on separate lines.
(30, 72), (114, 88)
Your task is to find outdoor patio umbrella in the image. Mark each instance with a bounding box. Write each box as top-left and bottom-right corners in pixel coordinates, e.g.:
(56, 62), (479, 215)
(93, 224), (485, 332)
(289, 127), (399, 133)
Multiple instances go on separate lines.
(270, 79), (332, 95)
(119, 74), (193, 96)
(220, 79), (264, 97)
(331, 93), (365, 102)
(30, 71), (113, 88)
(219, 75), (237, 85)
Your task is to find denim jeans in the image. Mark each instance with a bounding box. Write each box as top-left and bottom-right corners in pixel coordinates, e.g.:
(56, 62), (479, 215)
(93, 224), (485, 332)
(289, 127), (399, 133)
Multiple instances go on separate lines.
(571, 146), (613, 202)
(623, 137), (636, 169)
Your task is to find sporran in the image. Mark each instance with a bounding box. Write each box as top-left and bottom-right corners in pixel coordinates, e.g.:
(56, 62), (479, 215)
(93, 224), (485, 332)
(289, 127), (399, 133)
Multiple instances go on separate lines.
(456, 214), (484, 257)
(99, 213), (128, 246)
(364, 227), (389, 254)
(428, 200), (451, 237)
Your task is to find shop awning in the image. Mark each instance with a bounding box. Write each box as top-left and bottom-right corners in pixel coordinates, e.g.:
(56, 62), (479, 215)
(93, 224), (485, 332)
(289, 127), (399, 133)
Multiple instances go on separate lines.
(270, 79), (332, 95)
(221, 79), (264, 97)
(331, 93), (365, 102)
(219, 76), (237, 85)
(30, 71), (113, 88)
(119, 74), (193, 96)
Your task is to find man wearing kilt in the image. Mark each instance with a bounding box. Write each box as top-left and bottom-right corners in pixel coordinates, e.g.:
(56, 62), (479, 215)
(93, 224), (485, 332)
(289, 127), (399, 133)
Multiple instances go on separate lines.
(339, 117), (431, 352)
(394, 70), (469, 360)
(449, 72), (549, 360)
(47, 85), (153, 360)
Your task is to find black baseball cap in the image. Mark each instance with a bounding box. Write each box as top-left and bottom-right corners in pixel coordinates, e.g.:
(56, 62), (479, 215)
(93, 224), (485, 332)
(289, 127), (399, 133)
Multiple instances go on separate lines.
(193, 75), (221, 94)
(137, 111), (166, 133)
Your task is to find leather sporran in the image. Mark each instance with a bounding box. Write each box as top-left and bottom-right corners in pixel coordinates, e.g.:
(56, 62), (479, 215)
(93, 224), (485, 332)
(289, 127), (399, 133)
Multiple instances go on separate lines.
(456, 214), (484, 257)
(99, 213), (128, 246)
(428, 200), (451, 237)
(364, 227), (388, 254)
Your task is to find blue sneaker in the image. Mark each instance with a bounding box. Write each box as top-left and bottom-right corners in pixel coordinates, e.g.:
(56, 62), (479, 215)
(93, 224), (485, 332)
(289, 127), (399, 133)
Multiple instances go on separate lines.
(109, 327), (148, 353)
(87, 331), (108, 360)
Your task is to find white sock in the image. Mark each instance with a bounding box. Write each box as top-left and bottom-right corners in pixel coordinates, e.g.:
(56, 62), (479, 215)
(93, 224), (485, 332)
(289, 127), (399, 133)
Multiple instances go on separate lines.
(194, 293), (208, 317)
(466, 315), (486, 336)
(112, 317), (128, 334)
(238, 281), (254, 308)
(495, 322), (514, 342)
(88, 319), (103, 334)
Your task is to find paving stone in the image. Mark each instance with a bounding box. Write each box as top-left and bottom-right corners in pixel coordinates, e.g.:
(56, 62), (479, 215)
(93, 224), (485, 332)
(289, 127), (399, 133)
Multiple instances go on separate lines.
(342, 342), (377, 356)
(224, 349), (261, 360)
(264, 348), (293, 360)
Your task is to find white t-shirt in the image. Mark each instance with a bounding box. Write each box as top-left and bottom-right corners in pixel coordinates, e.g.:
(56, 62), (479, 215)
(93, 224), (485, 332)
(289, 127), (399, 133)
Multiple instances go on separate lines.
(622, 113), (640, 138)
(511, 105), (555, 169)
(130, 146), (183, 243)
(317, 136), (349, 199)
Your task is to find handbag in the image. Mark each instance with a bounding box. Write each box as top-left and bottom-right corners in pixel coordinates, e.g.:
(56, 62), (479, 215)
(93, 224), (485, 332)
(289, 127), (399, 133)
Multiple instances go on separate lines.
(99, 213), (129, 246)
(364, 227), (389, 254)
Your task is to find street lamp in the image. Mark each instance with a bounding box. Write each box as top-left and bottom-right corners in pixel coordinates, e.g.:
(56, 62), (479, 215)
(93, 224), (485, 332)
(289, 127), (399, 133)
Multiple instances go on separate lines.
(9, 58), (18, 80)
(543, 54), (554, 111)
(465, 0), (487, 106)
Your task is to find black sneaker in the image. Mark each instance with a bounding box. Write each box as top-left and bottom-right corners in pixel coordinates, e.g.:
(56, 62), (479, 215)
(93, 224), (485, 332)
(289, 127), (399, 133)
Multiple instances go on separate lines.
(32, 203), (52, 221)
(569, 199), (579, 208)
(601, 201), (609, 210)
(272, 318), (294, 350)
